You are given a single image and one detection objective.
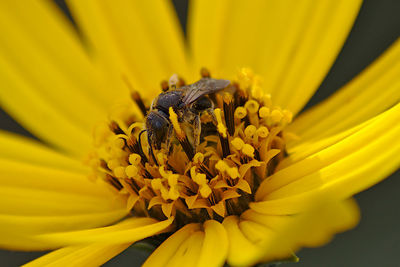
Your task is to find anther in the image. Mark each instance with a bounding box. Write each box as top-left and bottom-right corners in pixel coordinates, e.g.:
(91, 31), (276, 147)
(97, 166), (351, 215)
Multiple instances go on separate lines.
(177, 77), (186, 87)
(123, 178), (140, 194)
(234, 107), (247, 120)
(200, 67), (211, 78)
(130, 91), (148, 116)
(109, 121), (125, 135)
(214, 108), (231, 158)
(234, 87), (248, 107)
(223, 93), (235, 136)
(127, 133), (148, 165)
(199, 164), (213, 180)
(169, 107), (194, 160)
(194, 153), (212, 178)
(122, 75), (148, 116)
(169, 74), (179, 90)
(161, 80), (169, 92)
(106, 174), (123, 191)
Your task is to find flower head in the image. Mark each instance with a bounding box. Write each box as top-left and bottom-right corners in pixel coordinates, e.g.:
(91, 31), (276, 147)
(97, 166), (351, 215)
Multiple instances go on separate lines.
(0, 1), (399, 267)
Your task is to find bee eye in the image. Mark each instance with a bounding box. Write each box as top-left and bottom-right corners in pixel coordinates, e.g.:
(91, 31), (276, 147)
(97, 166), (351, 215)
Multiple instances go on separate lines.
(146, 111), (169, 145)
(192, 96), (212, 112)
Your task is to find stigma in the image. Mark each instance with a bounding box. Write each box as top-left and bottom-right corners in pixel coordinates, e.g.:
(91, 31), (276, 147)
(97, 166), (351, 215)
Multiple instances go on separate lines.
(88, 68), (293, 226)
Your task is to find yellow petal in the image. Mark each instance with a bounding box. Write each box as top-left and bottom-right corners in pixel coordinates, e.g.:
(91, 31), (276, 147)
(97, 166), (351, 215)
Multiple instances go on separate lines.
(188, 0), (361, 117)
(0, 162), (127, 252)
(0, 1), (109, 104)
(256, 102), (400, 202)
(0, 130), (85, 173)
(241, 199), (359, 263)
(0, 208), (125, 232)
(165, 231), (204, 267)
(0, 1), (110, 156)
(0, 186), (123, 216)
(269, 0), (362, 114)
(0, 55), (91, 156)
(255, 122), (399, 214)
(288, 38), (400, 144)
(143, 223), (201, 267)
(222, 216), (265, 266)
(197, 220), (228, 267)
(238, 220), (295, 264)
(67, 0), (189, 99)
(23, 243), (131, 267)
(282, 116), (375, 169)
(34, 217), (174, 246)
(0, 158), (114, 199)
(0, 232), (55, 251)
(188, 0), (230, 77)
(189, 0), (287, 78)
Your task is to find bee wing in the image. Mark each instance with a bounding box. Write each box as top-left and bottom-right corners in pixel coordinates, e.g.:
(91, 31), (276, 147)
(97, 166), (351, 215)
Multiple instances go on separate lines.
(181, 78), (230, 105)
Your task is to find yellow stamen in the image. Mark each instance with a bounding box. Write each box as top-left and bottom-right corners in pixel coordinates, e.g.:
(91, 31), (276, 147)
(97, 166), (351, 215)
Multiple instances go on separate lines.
(107, 159), (121, 170)
(114, 166), (127, 179)
(199, 185), (212, 198)
(226, 167), (239, 179)
(234, 106), (247, 120)
(128, 154), (141, 165)
(125, 165), (138, 178)
(244, 125), (257, 139)
(244, 100), (259, 114)
(193, 152), (204, 164)
(151, 178), (163, 191)
(242, 144), (255, 158)
(214, 108), (227, 138)
(256, 126), (269, 138)
(231, 137), (245, 150)
(169, 107), (184, 139)
(259, 106), (270, 118)
(90, 68), (293, 224)
(271, 109), (283, 124)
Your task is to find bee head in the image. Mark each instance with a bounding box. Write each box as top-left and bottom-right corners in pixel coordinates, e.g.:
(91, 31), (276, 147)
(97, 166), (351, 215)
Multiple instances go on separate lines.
(146, 111), (170, 150)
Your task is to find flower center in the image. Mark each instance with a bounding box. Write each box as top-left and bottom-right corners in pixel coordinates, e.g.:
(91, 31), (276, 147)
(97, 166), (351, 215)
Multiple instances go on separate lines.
(88, 68), (293, 227)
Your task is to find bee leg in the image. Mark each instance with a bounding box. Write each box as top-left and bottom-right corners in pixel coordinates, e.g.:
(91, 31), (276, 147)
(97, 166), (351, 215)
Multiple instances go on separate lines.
(208, 108), (218, 126)
(147, 135), (159, 166)
(193, 115), (202, 151)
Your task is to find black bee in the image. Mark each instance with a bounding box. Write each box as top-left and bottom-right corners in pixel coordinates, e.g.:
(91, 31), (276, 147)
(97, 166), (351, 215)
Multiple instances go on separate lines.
(145, 77), (230, 155)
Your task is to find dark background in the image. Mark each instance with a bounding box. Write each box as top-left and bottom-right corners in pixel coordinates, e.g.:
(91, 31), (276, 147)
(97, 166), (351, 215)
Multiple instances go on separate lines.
(0, 0), (399, 266)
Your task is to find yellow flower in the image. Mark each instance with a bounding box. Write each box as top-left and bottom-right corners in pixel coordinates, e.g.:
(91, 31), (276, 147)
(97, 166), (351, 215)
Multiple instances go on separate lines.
(0, 1), (399, 267)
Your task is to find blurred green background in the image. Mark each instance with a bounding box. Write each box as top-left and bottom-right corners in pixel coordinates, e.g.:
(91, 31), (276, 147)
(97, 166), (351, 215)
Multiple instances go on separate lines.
(0, 0), (399, 266)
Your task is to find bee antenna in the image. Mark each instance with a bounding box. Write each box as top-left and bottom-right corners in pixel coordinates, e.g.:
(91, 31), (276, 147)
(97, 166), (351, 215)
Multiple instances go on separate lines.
(137, 129), (147, 150)
(138, 129), (159, 166)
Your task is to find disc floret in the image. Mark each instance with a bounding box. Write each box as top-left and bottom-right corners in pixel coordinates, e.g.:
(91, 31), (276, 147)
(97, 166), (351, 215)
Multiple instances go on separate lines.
(88, 69), (293, 227)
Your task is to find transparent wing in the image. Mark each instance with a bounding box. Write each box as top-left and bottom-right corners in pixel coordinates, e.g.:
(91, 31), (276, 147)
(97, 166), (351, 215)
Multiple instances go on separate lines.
(181, 78), (230, 105)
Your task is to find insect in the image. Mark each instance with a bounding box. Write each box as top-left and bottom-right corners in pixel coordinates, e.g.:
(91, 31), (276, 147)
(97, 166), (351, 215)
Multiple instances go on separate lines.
(145, 77), (230, 157)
